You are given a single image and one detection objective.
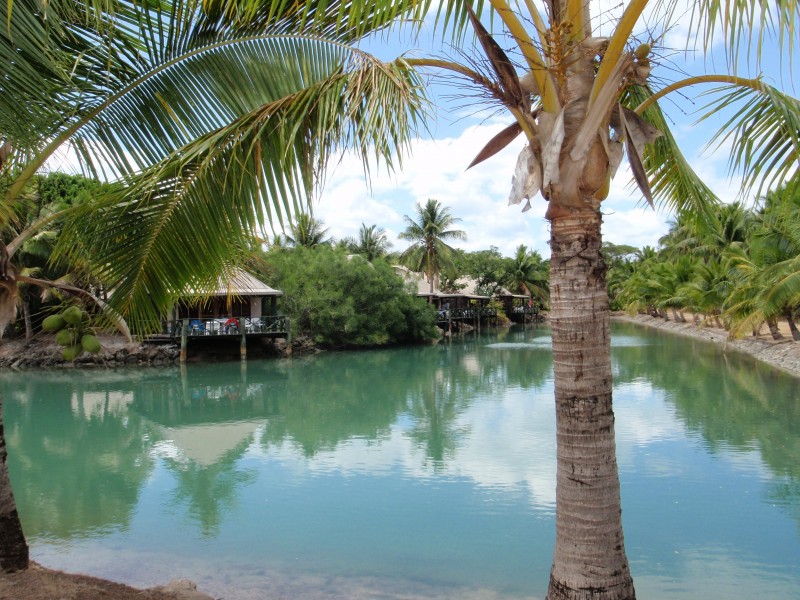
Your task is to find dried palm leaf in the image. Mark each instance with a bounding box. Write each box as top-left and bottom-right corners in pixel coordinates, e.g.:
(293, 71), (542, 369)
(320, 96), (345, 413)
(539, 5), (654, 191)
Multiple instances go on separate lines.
(468, 121), (523, 169)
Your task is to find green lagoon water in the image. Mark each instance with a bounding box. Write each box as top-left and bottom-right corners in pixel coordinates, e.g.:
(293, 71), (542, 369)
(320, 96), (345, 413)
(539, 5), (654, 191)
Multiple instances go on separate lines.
(2, 323), (799, 599)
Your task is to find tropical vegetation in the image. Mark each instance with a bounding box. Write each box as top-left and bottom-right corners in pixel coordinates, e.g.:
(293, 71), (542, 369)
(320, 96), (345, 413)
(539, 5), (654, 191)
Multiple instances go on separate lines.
(616, 183), (800, 341)
(257, 245), (439, 347)
(1, 1), (798, 599)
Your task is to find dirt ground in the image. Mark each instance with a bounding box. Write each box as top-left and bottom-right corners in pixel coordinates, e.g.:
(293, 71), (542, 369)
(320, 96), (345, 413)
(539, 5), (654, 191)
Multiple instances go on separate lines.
(0, 562), (214, 600)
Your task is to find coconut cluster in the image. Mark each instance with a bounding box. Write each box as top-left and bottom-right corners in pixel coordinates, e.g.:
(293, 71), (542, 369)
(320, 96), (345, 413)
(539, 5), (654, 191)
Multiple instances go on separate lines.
(42, 306), (101, 360)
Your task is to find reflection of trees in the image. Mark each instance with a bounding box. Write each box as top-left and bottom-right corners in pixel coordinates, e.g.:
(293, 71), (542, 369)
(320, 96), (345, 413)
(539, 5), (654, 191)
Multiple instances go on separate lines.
(129, 363), (282, 536)
(2, 331), (556, 540)
(611, 322), (800, 517)
(1, 373), (154, 539)
(406, 329), (554, 467)
(260, 331), (553, 467)
(260, 351), (412, 456)
(164, 448), (256, 538)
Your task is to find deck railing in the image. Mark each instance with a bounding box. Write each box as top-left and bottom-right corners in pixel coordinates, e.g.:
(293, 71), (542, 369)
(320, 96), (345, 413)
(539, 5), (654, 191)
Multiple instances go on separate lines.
(510, 305), (539, 314)
(436, 307), (497, 321)
(159, 316), (289, 338)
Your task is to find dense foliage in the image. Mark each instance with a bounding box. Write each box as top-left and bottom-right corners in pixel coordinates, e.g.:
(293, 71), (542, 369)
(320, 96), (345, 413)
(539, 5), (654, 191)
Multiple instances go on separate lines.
(260, 246), (439, 347)
(614, 181), (800, 340)
(1, 173), (111, 338)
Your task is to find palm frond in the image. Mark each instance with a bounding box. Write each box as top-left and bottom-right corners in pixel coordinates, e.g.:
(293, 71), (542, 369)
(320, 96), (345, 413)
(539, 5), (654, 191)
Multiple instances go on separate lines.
(690, 0), (800, 71)
(699, 82), (800, 200)
(54, 49), (426, 329)
(761, 257), (800, 313)
(1, 0), (146, 161)
(623, 85), (718, 216)
(73, 36), (426, 180)
(199, 0), (434, 45)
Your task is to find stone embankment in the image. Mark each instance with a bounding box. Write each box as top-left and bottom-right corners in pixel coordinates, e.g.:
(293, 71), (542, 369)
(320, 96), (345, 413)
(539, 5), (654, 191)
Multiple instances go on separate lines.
(0, 337), (180, 369)
(0, 334), (317, 369)
(612, 313), (800, 378)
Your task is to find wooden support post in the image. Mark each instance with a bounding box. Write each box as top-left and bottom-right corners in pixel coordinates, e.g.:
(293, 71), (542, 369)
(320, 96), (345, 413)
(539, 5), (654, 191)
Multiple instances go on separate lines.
(240, 328), (247, 360)
(180, 318), (188, 363)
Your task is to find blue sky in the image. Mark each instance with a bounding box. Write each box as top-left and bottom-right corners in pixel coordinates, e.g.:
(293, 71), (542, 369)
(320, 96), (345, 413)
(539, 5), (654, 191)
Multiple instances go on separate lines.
(309, 1), (795, 258)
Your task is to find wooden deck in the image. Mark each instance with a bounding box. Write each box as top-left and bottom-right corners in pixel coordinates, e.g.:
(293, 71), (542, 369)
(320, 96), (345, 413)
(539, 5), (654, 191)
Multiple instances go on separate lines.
(436, 307), (499, 332)
(146, 316), (290, 361)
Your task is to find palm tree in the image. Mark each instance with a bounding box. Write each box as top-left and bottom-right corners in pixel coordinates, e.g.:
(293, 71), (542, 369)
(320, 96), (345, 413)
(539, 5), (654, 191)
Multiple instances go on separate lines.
(398, 199), (466, 294)
(286, 213), (331, 248)
(350, 223), (392, 261)
(0, 398), (27, 571)
(693, 202), (756, 259)
(726, 182), (800, 339)
(507, 244), (549, 305)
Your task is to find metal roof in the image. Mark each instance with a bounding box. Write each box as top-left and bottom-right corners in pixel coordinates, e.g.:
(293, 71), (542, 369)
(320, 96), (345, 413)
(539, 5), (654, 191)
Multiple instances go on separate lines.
(201, 268), (283, 297)
(393, 266), (490, 299)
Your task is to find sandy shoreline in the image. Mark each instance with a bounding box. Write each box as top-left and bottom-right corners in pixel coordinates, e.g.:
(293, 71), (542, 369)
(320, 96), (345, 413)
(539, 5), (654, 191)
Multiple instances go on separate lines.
(611, 313), (800, 378)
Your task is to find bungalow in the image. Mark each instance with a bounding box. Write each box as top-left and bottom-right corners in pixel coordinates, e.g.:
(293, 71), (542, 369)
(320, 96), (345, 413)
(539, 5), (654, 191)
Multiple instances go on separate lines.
(173, 268), (283, 325)
(392, 266), (493, 330)
(153, 268), (289, 360)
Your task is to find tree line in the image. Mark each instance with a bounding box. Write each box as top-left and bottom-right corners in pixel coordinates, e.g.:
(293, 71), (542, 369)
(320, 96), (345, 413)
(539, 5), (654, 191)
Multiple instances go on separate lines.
(608, 179), (800, 341)
(3, 181), (551, 345)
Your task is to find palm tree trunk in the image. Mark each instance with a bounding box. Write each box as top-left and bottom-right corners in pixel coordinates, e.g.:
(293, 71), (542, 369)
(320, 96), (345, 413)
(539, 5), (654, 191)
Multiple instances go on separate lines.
(22, 300), (32, 340)
(784, 309), (800, 341)
(547, 210), (635, 600)
(0, 394), (29, 572)
(766, 318), (784, 340)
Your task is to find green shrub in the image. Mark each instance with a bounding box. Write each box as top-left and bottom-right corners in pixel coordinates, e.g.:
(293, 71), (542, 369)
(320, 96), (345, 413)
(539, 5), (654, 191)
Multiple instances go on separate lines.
(264, 246), (438, 347)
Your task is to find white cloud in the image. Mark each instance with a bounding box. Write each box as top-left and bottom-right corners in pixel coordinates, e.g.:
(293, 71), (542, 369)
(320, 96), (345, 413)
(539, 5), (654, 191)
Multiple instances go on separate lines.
(315, 123), (555, 256)
(317, 117), (724, 257)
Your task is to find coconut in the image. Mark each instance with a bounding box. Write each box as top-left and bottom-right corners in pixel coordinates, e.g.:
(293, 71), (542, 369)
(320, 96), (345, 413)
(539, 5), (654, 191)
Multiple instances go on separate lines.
(55, 328), (76, 347)
(81, 334), (101, 354)
(63, 306), (83, 325)
(62, 345), (83, 361)
(42, 314), (66, 332)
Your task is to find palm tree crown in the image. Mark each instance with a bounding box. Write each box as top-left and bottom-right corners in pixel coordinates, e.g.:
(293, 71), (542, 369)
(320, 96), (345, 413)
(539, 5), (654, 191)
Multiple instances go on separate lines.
(507, 244), (549, 304)
(286, 213), (331, 248)
(398, 199), (466, 293)
(350, 223), (392, 261)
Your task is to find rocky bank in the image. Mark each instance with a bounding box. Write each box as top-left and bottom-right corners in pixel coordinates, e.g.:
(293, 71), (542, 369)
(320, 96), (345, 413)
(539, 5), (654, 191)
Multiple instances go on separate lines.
(0, 334), (319, 369)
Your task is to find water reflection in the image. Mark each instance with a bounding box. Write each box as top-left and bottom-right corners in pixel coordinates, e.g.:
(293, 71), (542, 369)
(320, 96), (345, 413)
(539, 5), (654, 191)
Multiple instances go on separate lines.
(611, 323), (800, 486)
(2, 331), (555, 537)
(1, 324), (798, 599)
(2, 372), (155, 539)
